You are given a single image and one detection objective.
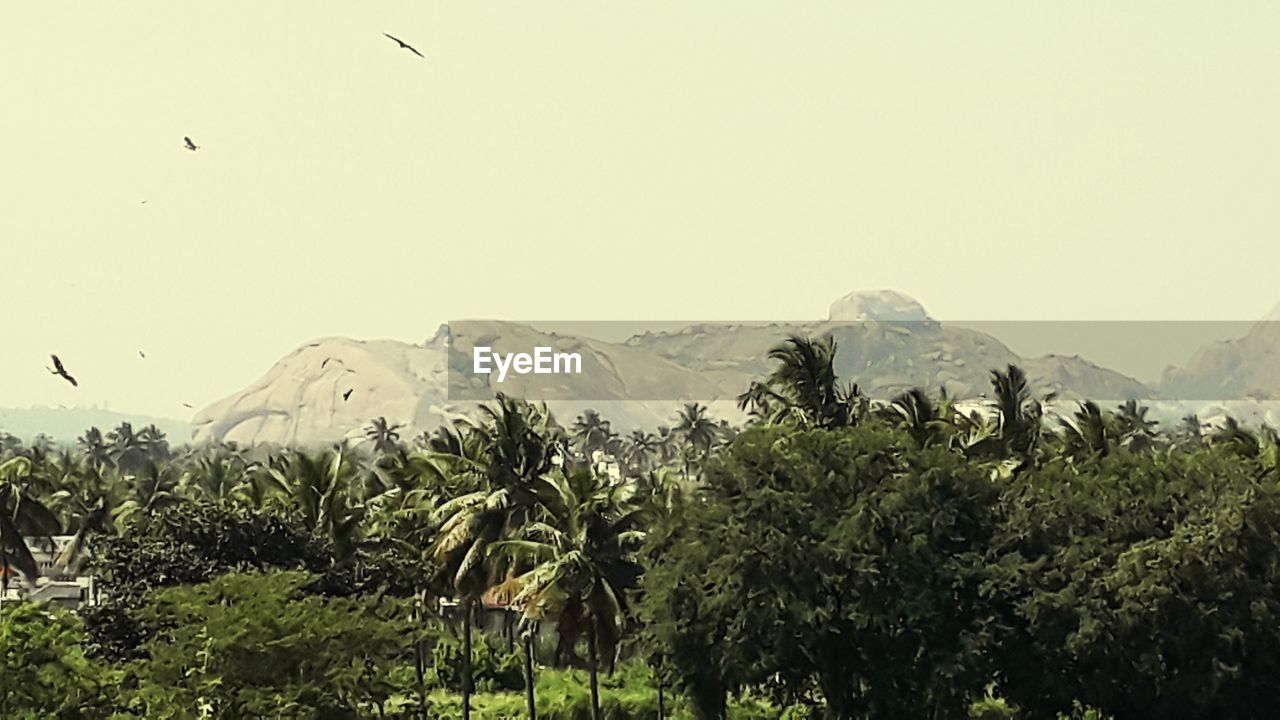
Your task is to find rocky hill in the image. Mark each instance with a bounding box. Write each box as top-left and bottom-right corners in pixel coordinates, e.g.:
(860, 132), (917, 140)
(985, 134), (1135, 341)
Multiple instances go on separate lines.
(192, 291), (1159, 446)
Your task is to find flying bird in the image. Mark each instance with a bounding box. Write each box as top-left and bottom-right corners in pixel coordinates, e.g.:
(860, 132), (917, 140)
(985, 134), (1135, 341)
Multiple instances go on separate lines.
(182, 403), (194, 409)
(183, 136), (200, 151)
(49, 354), (77, 387)
(343, 389), (354, 401)
(139, 350), (146, 359)
(384, 33), (424, 59)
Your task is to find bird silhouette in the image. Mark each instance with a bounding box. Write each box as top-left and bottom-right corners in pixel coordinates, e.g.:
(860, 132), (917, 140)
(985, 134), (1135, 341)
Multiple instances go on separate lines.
(183, 136), (200, 151)
(182, 403), (194, 409)
(384, 33), (424, 59)
(49, 354), (77, 387)
(343, 389), (354, 401)
(139, 350), (146, 359)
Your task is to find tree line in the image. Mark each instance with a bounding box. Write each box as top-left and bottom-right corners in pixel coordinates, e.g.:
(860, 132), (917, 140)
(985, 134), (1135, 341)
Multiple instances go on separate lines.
(3, 335), (1280, 719)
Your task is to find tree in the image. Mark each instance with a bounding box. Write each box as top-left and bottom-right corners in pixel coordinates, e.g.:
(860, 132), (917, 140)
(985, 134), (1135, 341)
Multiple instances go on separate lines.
(741, 334), (863, 429)
(430, 394), (564, 720)
(571, 410), (615, 462)
(642, 422), (999, 719)
(0, 456), (61, 594)
(365, 417), (405, 458)
(494, 468), (646, 720)
(0, 602), (119, 717)
(266, 448), (365, 561)
(673, 403), (719, 477)
(128, 571), (409, 718)
(77, 427), (113, 470)
(990, 445), (1280, 719)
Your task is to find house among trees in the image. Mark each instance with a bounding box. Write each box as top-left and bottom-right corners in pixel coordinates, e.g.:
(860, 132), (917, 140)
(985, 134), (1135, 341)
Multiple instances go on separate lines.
(0, 535), (100, 609)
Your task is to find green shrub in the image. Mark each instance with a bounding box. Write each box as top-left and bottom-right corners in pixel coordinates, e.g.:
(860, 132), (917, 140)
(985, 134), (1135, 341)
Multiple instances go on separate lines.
(432, 628), (524, 692)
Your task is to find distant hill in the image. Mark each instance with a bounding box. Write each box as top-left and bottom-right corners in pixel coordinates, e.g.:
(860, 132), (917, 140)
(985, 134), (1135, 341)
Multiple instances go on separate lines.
(190, 290), (1157, 447)
(0, 407), (192, 445)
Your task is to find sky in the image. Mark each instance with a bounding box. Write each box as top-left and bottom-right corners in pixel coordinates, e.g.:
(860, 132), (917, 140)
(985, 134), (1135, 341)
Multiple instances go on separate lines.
(3, 2), (1279, 418)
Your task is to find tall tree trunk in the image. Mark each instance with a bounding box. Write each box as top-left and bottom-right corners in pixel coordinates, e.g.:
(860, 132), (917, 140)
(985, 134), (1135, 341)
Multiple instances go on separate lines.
(414, 590), (429, 720)
(524, 631), (537, 720)
(656, 672), (665, 720)
(587, 622), (602, 720)
(462, 598), (474, 720)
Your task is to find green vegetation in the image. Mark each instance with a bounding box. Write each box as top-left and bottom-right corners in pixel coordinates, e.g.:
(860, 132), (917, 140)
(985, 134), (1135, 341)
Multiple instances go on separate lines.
(3, 335), (1280, 718)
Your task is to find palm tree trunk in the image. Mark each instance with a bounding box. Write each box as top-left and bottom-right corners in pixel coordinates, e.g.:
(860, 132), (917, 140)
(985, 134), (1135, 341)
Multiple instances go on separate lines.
(414, 590), (429, 720)
(657, 672), (665, 720)
(462, 598), (474, 720)
(587, 622), (602, 720)
(523, 631), (537, 720)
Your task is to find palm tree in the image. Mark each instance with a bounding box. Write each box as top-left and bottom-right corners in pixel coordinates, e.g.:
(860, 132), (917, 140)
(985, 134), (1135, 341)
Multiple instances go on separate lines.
(365, 417), (404, 458)
(113, 458), (185, 528)
(989, 364), (1043, 458)
(1056, 401), (1116, 462)
(429, 394), (564, 720)
(621, 430), (662, 476)
(883, 388), (942, 446)
(747, 334), (863, 429)
(675, 403), (718, 455)
(571, 411), (615, 462)
(77, 427), (113, 470)
(1115, 399), (1159, 452)
(0, 457), (61, 597)
(136, 424), (171, 462)
(492, 468), (646, 720)
(108, 422), (149, 473)
(267, 448), (365, 560)
(673, 403), (719, 477)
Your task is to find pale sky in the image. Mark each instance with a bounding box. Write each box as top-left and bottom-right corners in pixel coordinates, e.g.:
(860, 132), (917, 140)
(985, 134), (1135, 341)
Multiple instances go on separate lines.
(3, 2), (1279, 418)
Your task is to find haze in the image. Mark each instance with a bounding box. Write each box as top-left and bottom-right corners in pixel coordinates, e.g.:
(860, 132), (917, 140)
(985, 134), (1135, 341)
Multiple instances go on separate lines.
(3, 2), (1279, 419)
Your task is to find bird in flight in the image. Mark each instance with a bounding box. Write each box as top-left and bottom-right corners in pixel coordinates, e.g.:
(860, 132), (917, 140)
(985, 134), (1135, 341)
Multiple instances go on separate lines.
(182, 403), (194, 409)
(183, 136), (200, 152)
(49, 354), (77, 387)
(139, 350), (146, 359)
(343, 389), (354, 401)
(384, 33), (424, 59)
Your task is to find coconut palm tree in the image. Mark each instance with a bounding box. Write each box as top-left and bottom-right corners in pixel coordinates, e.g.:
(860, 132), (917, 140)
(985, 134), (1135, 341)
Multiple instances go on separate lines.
(672, 403), (719, 477)
(113, 458), (185, 527)
(429, 394), (565, 720)
(571, 410), (615, 462)
(989, 364), (1043, 459)
(492, 468), (646, 720)
(136, 424), (171, 462)
(77, 427), (113, 470)
(883, 387), (942, 447)
(1115, 399), (1159, 452)
(365, 417), (404, 458)
(0, 457), (61, 596)
(751, 334), (863, 429)
(266, 448), (365, 560)
(621, 430), (662, 476)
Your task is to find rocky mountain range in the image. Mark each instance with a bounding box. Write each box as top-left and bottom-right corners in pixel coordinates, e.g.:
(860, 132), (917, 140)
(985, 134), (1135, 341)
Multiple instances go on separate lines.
(186, 290), (1280, 447)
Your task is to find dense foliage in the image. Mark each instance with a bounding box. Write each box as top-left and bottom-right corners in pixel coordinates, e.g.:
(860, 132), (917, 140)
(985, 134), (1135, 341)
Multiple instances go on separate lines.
(3, 335), (1280, 719)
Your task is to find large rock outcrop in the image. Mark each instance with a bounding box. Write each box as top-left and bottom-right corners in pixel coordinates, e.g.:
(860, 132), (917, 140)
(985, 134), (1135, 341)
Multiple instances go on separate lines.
(192, 290), (1161, 446)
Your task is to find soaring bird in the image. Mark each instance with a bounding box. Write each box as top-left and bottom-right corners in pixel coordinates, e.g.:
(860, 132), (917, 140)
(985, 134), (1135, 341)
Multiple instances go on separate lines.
(384, 33), (424, 58)
(182, 403), (194, 409)
(138, 350), (146, 359)
(343, 389), (354, 401)
(183, 136), (200, 151)
(49, 354), (77, 387)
